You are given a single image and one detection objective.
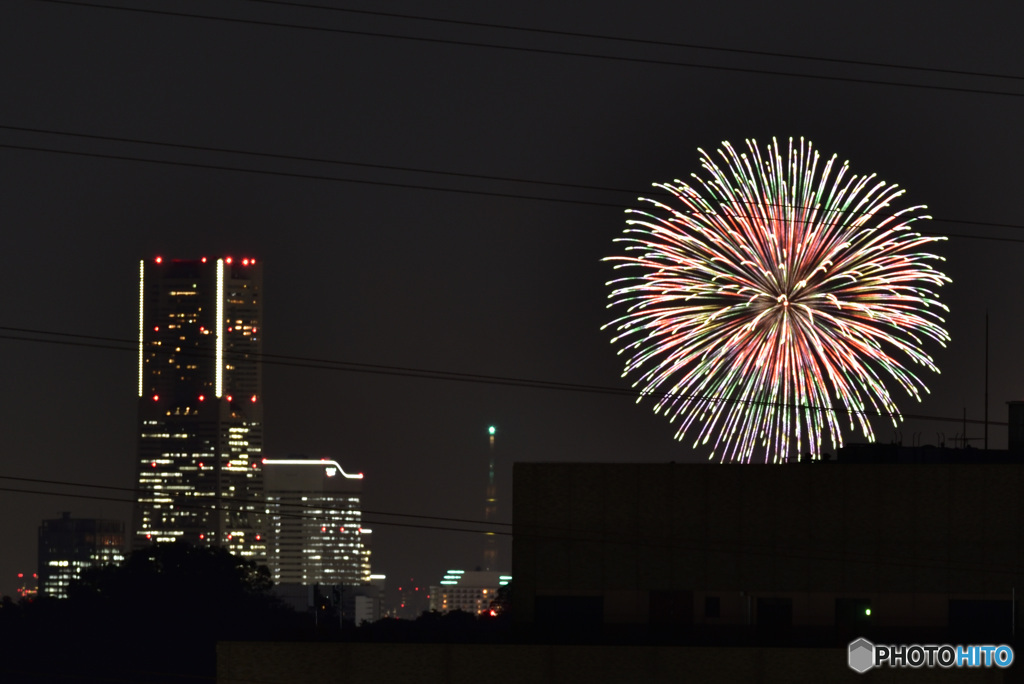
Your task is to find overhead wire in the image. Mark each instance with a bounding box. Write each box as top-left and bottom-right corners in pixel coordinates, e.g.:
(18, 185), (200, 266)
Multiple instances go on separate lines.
(1, 126), (1022, 244)
(0, 486), (511, 537)
(0, 141), (623, 210)
(3, 475), (1021, 577)
(241, 0), (1024, 84)
(0, 324), (1007, 427)
(0, 474), (512, 529)
(26, 0), (1024, 99)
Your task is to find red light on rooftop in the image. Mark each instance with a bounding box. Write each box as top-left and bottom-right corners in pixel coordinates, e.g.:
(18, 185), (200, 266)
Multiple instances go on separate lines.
(255, 534), (261, 541)
(201, 257), (207, 263)
(225, 256), (233, 264)
(17, 573), (23, 579)
(198, 395), (205, 402)
(199, 534), (205, 540)
(152, 395), (159, 401)
(242, 258), (249, 266)
(155, 256), (162, 264)
(250, 395), (257, 403)
(153, 326), (159, 332)
(226, 395), (233, 402)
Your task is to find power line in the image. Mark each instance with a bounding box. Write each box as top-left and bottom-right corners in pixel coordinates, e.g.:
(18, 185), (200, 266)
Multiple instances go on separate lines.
(0, 124), (637, 197)
(0, 325), (1008, 428)
(2, 129), (1023, 244)
(28, 0), (1024, 99)
(0, 486), (512, 537)
(5, 479), (1021, 577)
(0, 474), (511, 529)
(242, 0), (1024, 85)
(0, 142), (624, 209)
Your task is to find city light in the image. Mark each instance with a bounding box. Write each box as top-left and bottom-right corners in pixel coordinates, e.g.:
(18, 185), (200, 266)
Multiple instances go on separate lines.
(263, 458), (363, 479)
(137, 260), (145, 397)
(215, 258), (224, 397)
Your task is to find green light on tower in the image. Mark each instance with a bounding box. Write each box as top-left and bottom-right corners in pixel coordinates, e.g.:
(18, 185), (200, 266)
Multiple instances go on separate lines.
(488, 426), (496, 436)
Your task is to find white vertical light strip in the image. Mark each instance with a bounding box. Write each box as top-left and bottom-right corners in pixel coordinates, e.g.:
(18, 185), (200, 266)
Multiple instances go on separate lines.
(216, 258), (224, 397)
(138, 259), (145, 397)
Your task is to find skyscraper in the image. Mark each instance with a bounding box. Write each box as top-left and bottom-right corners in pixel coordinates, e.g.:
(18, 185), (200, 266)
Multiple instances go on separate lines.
(135, 256), (264, 559)
(263, 457), (371, 585)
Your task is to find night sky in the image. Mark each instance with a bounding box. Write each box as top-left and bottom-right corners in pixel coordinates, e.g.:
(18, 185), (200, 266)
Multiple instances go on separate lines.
(2, 1), (1024, 598)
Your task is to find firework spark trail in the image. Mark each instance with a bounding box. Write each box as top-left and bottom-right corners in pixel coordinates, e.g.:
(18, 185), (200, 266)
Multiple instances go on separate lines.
(604, 137), (950, 463)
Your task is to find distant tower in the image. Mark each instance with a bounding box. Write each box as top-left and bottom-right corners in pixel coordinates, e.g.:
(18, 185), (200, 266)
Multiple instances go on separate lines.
(483, 426), (497, 571)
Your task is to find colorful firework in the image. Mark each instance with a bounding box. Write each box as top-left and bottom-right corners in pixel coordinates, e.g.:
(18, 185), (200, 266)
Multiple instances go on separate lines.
(604, 137), (950, 463)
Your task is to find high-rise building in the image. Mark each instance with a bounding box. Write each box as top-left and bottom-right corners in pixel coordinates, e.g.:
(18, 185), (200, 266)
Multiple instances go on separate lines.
(428, 569), (510, 615)
(263, 457), (371, 585)
(38, 513), (125, 599)
(135, 256), (264, 559)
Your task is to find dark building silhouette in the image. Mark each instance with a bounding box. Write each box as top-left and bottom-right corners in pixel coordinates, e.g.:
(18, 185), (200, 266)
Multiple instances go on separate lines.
(513, 446), (1023, 643)
(38, 512), (124, 598)
(135, 256), (264, 560)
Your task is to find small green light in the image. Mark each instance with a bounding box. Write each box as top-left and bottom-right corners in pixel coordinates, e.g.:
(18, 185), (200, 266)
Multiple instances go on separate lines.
(865, 608), (872, 616)
(488, 426), (496, 435)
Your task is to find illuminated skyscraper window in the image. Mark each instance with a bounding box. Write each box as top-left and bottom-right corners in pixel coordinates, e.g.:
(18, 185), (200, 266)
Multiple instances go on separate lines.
(428, 570), (510, 615)
(38, 513), (125, 599)
(263, 458), (371, 585)
(135, 256), (264, 559)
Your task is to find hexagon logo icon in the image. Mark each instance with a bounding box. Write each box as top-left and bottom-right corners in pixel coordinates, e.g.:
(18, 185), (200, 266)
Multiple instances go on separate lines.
(848, 638), (875, 673)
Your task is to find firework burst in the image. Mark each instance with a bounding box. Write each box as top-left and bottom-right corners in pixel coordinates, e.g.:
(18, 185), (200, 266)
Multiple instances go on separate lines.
(604, 137), (950, 463)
